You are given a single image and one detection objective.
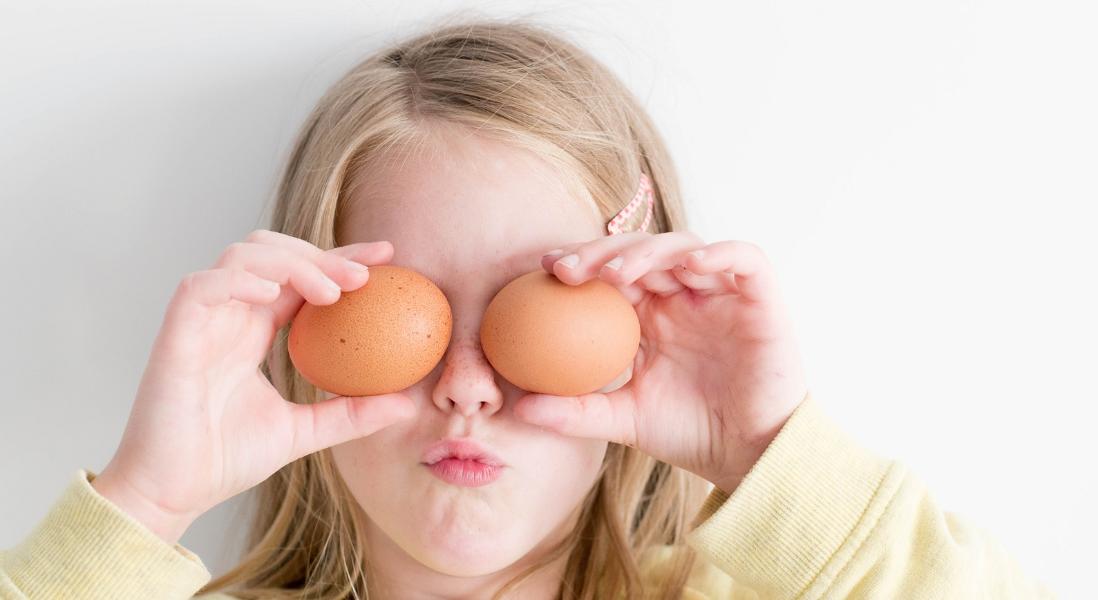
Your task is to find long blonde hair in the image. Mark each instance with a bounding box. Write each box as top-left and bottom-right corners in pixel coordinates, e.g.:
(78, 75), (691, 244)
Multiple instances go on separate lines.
(200, 17), (710, 600)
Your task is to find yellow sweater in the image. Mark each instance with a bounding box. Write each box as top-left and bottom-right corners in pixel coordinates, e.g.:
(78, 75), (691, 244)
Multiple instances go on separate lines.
(0, 395), (1056, 599)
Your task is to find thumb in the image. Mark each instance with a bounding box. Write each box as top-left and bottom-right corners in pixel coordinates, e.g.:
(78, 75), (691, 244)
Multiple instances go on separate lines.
(514, 389), (638, 447)
(288, 392), (417, 460)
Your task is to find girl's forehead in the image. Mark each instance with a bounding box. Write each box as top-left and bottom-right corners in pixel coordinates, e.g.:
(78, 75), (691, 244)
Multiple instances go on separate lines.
(339, 134), (605, 286)
(338, 138), (605, 300)
(355, 222), (594, 304)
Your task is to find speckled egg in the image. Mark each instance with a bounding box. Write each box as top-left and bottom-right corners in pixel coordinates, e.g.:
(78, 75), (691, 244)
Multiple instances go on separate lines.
(480, 270), (640, 396)
(288, 264), (452, 397)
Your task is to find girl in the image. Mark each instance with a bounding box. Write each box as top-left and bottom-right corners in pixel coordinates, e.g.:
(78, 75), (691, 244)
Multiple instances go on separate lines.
(0, 19), (1054, 600)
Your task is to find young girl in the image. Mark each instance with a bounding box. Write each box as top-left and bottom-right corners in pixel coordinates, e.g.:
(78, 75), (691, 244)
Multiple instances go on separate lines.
(1, 19), (1054, 600)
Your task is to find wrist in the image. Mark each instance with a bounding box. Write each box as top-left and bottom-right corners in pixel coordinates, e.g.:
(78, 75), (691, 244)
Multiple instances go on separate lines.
(90, 468), (198, 546)
(709, 430), (783, 495)
(709, 459), (754, 496)
(710, 394), (807, 494)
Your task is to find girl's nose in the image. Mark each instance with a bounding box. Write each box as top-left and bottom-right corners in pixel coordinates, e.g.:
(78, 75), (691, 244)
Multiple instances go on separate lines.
(430, 340), (503, 417)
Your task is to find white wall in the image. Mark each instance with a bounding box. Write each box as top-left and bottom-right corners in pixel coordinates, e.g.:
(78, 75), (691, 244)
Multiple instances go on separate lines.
(2, 1), (1095, 597)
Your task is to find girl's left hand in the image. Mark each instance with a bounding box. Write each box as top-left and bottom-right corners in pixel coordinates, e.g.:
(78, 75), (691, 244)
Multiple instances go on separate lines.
(513, 231), (810, 494)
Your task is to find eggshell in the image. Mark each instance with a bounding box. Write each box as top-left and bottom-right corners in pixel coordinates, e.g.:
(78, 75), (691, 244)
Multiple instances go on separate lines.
(480, 270), (640, 396)
(288, 265), (452, 397)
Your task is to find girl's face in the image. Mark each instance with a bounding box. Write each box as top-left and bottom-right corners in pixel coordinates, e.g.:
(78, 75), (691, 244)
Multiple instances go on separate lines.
(329, 125), (611, 588)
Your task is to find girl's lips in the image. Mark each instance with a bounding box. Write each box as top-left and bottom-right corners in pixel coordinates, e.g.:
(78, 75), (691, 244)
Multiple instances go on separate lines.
(425, 458), (503, 487)
(420, 438), (506, 467)
(421, 438), (506, 487)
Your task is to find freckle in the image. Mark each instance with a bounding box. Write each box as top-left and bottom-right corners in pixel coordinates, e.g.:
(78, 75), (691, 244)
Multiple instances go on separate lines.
(427, 334), (432, 338)
(339, 338), (346, 343)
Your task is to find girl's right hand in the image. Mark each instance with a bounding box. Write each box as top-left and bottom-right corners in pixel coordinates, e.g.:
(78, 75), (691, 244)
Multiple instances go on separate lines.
(91, 230), (417, 545)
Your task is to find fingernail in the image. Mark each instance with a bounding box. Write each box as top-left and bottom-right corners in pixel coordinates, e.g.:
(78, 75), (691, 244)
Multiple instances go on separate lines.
(689, 250), (706, 261)
(346, 259), (369, 272)
(543, 249), (565, 259)
(604, 256), (624, 270)
(558, 254), (580, 269)
(325, 277), (343, 294)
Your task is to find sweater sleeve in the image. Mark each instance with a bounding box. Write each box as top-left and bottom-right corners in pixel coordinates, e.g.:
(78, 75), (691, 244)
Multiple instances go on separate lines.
(684, 392), (1058, 599)
(0, 469), (213, 600)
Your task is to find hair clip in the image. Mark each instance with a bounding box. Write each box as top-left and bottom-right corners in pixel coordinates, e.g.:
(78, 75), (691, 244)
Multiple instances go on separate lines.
(607, 172), (654, 235)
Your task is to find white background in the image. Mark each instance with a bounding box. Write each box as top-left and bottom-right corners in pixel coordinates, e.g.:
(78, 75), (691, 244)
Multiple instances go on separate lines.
(2, 1), (1095, 597)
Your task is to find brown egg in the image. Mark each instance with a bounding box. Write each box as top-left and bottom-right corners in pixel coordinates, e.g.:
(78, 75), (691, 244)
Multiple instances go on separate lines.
(288, 265), (452, 397)
(480, 270), (640, 396)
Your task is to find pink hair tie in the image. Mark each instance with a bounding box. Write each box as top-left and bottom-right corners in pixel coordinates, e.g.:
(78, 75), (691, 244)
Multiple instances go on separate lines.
(606, 172), (654, 235)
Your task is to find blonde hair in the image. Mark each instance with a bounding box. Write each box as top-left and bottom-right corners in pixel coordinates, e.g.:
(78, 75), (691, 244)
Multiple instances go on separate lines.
(199, 17), (710, 600)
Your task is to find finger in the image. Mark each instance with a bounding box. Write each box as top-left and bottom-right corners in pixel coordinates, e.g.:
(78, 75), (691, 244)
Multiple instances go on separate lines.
(243, 229), (394, 266)
(220, 240), (387, 293)
(596, 231), (706, 287)
(683, 241), (776, 303)
(165, 268), (284, 339)
(233, 229), (394, 311)
(671, 264), (741, 296)
(513, 389), (639, 447)
(288, 392), (417, 460)
(175, 268), (283, 308)
(636, 269), (687, 296)
(327, 240), (395, 268)
(244, 228), (326, 255)
(216, 241), (392, 328)
(270, 242), (393, 327)
(540, 232), (652, 284)
(242, 229), (395, 272)
(216, 242), (354, 301)
(612, 281), (648, 305)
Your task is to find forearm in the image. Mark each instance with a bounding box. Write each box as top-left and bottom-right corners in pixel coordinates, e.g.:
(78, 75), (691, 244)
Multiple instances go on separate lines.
(686, 395), (1056, 599)
(1, 469), (211, 599)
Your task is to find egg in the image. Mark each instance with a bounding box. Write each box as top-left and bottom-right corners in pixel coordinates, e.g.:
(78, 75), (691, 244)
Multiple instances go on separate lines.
(480, 270), (640, 396)
(288, 265), (452, 397)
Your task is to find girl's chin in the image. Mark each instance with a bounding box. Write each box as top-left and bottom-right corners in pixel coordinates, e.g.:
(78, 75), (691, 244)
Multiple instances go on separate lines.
(411, 527), (525, 577)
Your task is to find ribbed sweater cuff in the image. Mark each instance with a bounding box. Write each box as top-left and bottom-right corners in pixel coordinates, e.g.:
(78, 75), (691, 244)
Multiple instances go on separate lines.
(0, 469), (211, 600)
(685, 393), (905, 599)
